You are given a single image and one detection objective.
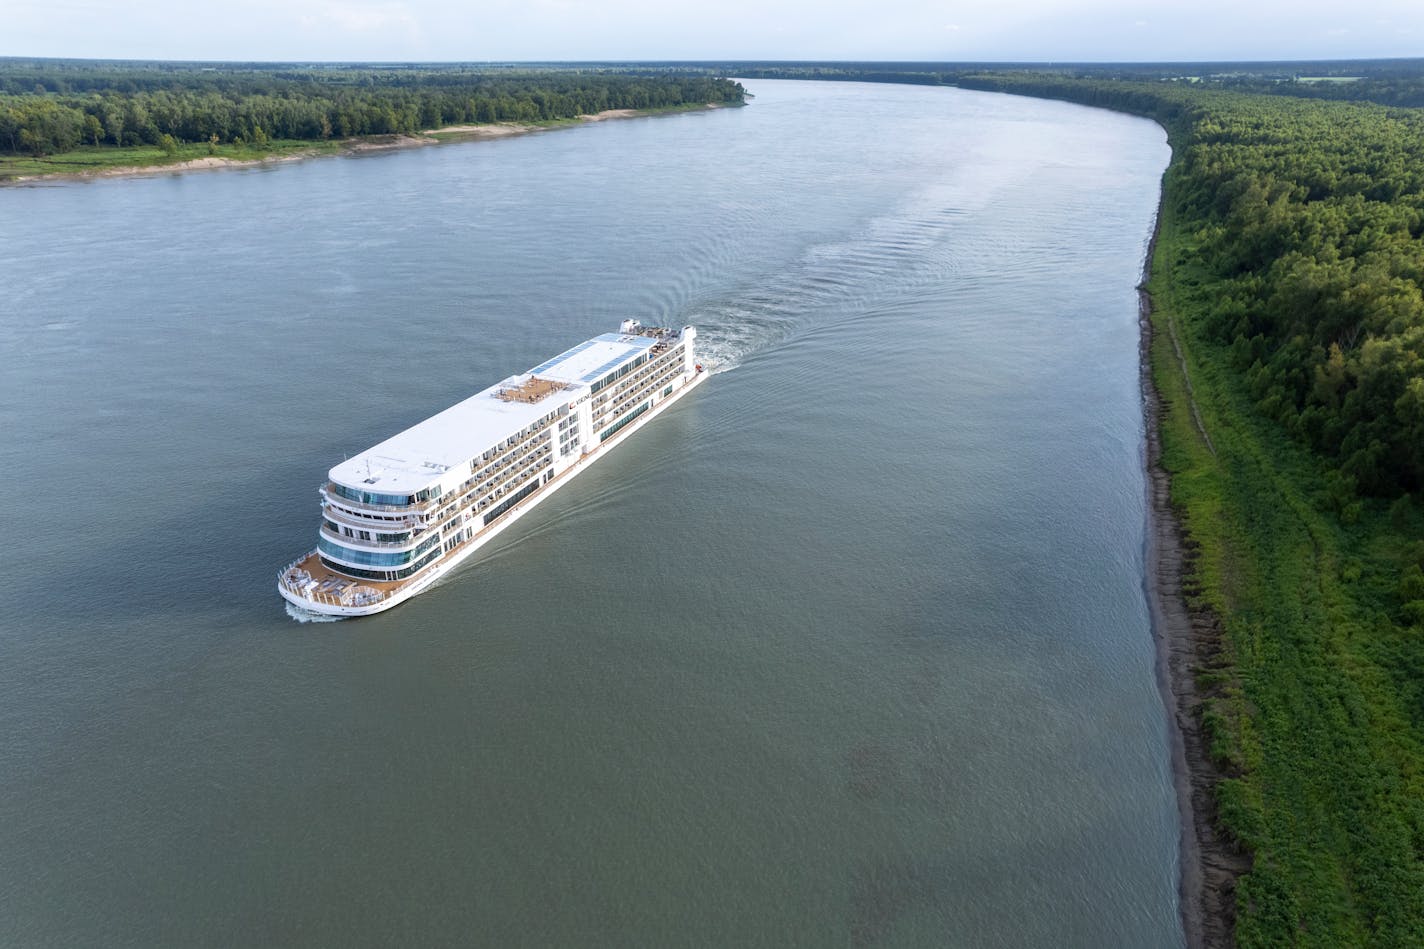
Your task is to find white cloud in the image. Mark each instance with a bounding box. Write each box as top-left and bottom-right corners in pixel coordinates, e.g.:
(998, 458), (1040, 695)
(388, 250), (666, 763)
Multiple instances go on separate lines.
(307, 2), (419, 34)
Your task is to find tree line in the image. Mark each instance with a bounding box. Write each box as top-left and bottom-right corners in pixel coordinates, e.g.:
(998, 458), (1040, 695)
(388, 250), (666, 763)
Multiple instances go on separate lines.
(668, 58), (1424, 110)
(0, 61), (745, 156)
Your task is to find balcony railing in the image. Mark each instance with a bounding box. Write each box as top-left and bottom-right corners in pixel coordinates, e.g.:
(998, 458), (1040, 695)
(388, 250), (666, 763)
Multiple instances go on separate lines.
(321, 484), (439, 514)
(319, 522), (417, 550)
(321, 504), (429, 532)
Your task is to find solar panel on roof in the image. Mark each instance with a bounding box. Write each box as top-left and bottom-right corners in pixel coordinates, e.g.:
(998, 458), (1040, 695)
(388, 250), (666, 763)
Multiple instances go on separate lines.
(582, 355), (632, 382)
(530, 339), (597, 375)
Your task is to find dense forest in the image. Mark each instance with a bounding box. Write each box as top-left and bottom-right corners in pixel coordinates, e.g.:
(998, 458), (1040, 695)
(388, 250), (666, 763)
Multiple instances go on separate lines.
(0, 60), (744, 156)
(683, 58), (1424, 107)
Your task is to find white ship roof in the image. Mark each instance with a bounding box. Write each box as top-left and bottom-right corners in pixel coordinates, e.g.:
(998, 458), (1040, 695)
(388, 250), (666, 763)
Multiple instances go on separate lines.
(328, 333), (660, 496)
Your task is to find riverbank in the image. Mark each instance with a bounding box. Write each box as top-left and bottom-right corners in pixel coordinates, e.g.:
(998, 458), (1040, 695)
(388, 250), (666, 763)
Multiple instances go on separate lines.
(0, 104), (731, 184)
(1142, 170), (1424, 946)
(1139, 200), (1251, 949)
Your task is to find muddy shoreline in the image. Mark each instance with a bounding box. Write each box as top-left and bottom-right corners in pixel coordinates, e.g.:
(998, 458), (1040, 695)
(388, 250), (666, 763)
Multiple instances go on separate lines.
(1138, 199), (1250, 949)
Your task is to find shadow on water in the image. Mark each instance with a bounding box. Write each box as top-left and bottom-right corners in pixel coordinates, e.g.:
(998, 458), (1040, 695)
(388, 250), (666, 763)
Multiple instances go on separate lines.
(11, 458), (332, 630)
(850, 854), (961, 948)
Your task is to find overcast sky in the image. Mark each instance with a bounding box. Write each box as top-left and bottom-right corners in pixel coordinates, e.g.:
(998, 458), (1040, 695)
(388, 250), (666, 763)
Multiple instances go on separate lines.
(4, 0), (1421, 63)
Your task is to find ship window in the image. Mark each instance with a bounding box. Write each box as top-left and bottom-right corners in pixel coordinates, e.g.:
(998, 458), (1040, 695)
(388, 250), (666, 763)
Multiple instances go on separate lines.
(598, 401), (650, 442)
(321, 547), (440, 583)
(482, 479), (541, 526)
(318, 534), (439, 568)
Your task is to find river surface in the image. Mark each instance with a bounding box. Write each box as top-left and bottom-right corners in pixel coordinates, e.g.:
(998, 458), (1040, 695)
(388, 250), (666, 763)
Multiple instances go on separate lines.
(1, 80), (1177, 946)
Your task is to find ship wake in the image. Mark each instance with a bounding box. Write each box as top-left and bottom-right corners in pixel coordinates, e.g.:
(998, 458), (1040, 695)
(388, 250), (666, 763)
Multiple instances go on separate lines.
(285, 602), (345, 623)
(685, 197), (966, 373)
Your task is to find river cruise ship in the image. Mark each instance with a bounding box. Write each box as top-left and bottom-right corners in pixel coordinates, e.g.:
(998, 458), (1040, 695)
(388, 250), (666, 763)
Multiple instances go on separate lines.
(279, 322), (705, 617)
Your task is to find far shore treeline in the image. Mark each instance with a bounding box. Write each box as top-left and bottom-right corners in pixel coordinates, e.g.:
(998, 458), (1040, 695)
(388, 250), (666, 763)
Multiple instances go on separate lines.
(0, 60), (745, 156)
(708, 58), (1424, 108)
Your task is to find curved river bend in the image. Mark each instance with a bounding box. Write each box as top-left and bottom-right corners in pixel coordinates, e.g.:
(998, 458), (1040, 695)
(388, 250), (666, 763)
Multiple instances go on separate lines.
(0, 80), (1177, 946)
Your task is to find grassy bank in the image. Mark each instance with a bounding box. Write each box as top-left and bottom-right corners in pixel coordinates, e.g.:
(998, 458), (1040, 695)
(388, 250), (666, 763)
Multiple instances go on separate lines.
(0, 138), (338, 179)
(1150, 198), (1424, 945)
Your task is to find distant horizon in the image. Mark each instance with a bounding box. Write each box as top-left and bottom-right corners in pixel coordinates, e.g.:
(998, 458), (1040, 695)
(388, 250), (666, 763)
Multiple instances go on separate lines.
(5, 0), (1420, 65)
(3, 54), (1422, 68)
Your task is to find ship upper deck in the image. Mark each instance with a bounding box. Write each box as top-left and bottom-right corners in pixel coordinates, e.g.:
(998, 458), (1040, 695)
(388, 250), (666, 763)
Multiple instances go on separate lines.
(327, 331), (670, 498)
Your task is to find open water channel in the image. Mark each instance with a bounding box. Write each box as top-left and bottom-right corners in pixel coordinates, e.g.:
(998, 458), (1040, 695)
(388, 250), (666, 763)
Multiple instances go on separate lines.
(1, 79), (1177, 946)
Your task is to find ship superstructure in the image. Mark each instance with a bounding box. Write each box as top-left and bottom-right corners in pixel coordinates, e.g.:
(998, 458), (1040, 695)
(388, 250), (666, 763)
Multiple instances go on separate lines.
(279, 322), (704, 616)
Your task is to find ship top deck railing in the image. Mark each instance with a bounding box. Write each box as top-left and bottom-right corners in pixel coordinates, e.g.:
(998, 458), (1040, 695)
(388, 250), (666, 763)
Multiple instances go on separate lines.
(496, 375), (569, 404)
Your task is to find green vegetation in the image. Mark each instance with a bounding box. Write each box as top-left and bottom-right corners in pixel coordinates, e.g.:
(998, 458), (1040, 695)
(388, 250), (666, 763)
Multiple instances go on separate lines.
(1150, 208), (1424, 947)
(0, 137), (340, 178)
(681, 58), (1424, 107)
(0, 59), (744, 176)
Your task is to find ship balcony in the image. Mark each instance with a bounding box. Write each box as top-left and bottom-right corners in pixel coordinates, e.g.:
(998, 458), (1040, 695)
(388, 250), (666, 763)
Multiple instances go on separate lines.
(320, 483), (439, 515)
(318, 534), (440, 570)
(320, 522), (421, 551)
(469, 445), (552, 495)
(321, 503), (430, 532)
(605, 370), (680, 419)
